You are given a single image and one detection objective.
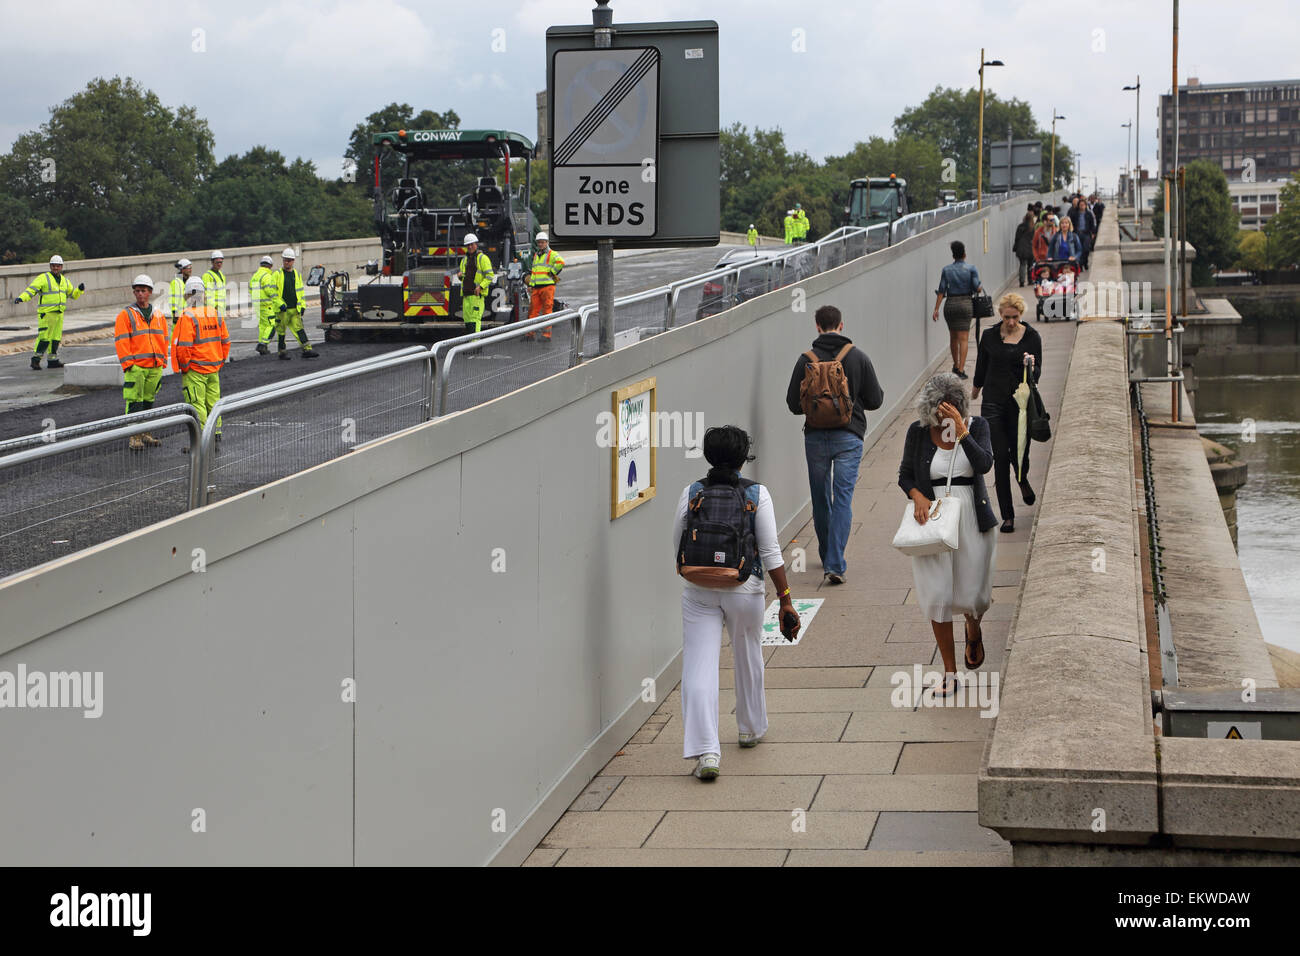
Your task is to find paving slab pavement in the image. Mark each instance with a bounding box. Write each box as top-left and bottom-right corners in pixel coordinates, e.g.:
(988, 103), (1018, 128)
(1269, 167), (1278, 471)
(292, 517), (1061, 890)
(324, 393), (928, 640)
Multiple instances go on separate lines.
(530, 292), (1078, 866)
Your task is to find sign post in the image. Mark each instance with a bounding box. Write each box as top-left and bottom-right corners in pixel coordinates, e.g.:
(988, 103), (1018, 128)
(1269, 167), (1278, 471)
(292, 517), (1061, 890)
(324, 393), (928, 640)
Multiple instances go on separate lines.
(594, 1), (615, 355)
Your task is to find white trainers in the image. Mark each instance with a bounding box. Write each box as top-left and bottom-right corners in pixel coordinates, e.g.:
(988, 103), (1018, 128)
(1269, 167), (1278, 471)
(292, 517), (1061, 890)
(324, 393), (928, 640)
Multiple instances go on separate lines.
(692, 753), (720, 780)
(738, 733), (762, 748)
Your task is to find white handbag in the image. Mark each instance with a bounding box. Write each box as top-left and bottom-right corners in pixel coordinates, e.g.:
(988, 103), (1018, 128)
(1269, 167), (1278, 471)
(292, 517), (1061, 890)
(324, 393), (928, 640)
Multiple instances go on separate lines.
(892, 433), (963, 556)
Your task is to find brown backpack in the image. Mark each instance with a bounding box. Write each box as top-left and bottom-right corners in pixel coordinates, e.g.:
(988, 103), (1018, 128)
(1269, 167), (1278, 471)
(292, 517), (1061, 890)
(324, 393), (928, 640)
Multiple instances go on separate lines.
(799, 343), (855, 428)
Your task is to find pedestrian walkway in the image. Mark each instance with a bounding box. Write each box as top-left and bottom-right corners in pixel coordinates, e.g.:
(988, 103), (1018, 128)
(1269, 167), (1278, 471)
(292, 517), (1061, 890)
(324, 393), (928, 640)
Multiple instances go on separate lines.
(526, 289), (1078, 866)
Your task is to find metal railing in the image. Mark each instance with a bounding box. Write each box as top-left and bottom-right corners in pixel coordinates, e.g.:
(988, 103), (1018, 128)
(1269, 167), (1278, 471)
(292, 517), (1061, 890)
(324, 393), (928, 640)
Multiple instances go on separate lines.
(439, 310), (585, 417)
(0, 191), (1036, 580)
(0, 413), (200, 580)
(1132, 381), (1178, 687)
(196, 349), (436, 506)
(0, 403), (196, 456)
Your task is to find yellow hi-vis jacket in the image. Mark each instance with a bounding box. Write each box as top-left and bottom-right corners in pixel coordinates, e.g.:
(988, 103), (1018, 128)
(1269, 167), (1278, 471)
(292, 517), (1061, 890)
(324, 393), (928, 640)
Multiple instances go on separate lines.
(19, 271), (82, 315)
(202, 268), (227, 316)
(250, 266), (279, 319)
(266, 267), (305, 314)
(459, 250), (494, 298)
(528, 248), (565, 287)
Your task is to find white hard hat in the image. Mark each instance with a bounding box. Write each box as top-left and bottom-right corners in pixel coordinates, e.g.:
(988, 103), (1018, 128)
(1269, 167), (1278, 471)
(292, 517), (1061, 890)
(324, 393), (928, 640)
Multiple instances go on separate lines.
(184, 276), (206, 298)
(463, 233), (478, 245)
(132, 274), (154, 290)
(749, 224), (755, 228)
(49, 254), (64, 265)
(535, 231), (548, 242)
(210, 250), (224, 260)
(176, 258), (192, 270)
(260, 255), (273, 266)
(282, 247), (296, 259)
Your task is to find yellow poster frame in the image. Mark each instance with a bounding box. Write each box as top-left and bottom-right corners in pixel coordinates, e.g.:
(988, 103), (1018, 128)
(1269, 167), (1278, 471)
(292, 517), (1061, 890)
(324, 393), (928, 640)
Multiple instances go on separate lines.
(610, 377), (657, 519)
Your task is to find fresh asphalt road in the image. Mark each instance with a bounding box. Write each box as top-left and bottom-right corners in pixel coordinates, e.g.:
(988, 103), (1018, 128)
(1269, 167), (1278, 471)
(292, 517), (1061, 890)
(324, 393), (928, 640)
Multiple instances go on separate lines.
(0, 244), (745, 440)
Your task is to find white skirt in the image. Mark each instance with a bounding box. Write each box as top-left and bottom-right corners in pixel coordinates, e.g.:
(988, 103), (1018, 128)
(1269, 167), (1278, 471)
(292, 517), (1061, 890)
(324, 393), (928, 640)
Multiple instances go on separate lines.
(910, 484), (996, 621)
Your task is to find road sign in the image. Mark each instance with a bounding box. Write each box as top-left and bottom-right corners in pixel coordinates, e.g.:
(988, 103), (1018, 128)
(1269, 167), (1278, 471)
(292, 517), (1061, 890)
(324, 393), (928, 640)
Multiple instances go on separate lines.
(546, 20), (719, 249)
(990, 139), (1043, 190)
(551, 47), (659, 239)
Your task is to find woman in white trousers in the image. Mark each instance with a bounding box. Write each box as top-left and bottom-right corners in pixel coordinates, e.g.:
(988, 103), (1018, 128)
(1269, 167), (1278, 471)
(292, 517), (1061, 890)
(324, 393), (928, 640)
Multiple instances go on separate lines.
(672, 425), (796, 780)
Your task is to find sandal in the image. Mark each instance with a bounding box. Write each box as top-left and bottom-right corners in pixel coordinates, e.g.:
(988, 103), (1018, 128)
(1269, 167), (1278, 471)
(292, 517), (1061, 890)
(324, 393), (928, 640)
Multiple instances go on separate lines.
(964, 618), (985, 669)
(933, 673), (960, 699)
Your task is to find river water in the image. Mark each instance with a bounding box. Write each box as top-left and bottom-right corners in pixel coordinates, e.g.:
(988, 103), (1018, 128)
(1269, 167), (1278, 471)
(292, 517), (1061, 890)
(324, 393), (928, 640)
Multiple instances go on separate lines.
(1191, 300), (1300, 654)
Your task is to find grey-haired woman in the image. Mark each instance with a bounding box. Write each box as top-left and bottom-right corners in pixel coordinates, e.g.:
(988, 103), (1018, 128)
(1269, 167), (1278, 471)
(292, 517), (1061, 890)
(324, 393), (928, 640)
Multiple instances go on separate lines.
(897, 373), (997, 696)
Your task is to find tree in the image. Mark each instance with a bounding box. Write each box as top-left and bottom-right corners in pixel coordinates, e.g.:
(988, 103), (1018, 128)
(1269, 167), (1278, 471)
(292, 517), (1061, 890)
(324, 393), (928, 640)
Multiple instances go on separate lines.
(892, 86), (1072, 193)
(153, 148), (371, 252)
(0, 77), (213, 259)
(1263, 180), (1300, 269)
(1152, 160), (1240, 283)
(825, 135), (945, 211)
(0, 196), (84, 265)
(1235, 231), (1273, 274)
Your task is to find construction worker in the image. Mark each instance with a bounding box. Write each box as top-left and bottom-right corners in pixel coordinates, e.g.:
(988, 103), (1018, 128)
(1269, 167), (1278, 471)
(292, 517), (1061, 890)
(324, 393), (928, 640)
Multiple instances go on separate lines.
(166, 259), (193, 325)
(202, 251), (227, 318)
(250, 255), (277, 354)
(746, 224), (758, 250)
(524, 231), (564, 341)
(172, 276), (230, 442)
(113, 275), (169, 450)
(268, 248), (318, 359)
(783, 210), (795, 245)
(458, 232), (494, 334)
(15, 254), (84, 370)
(793, 204), (809, 244)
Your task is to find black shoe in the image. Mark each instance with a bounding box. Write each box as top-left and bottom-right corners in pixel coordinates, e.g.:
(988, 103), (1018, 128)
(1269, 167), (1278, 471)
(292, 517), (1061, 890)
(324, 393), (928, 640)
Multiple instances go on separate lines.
(1019, 480), (1036, 505)
(278, 351), (290, 360)
(30, 357), (42, 370)
(46, 357), (63, 369)
(955, 368), (968, 379)
(255, 343), (269, 355)
(1000, 519), (1015, 533)
(301, 349), (320, 359)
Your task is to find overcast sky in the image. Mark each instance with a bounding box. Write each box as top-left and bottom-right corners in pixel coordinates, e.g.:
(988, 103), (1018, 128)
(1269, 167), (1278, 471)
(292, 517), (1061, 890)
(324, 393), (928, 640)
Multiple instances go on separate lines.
(4, 0), (1298, 194)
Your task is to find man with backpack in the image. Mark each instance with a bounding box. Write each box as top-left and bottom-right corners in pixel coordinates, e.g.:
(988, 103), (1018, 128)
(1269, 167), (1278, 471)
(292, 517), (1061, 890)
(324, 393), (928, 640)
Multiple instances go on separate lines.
(786, 305), (884, 585)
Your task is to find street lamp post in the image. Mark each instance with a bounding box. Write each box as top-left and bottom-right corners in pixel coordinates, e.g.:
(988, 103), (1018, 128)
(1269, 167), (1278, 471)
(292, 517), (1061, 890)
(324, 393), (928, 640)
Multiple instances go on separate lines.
(1124, 76), (1141, 227)
(977, 49), (1004, 211)
(1050, 111), (1065, 193)
(1122, 120), (1132, 205)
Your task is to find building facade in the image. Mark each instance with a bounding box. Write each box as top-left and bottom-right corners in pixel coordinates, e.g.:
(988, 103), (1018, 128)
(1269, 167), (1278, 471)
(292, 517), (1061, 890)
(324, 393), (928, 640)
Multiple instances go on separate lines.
(1159, 78), (1300, 183)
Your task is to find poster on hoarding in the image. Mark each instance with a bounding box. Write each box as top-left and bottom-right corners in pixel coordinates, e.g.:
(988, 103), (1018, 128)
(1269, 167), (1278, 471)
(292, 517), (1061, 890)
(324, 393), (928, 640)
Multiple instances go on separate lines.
(611, 377), (656, 519)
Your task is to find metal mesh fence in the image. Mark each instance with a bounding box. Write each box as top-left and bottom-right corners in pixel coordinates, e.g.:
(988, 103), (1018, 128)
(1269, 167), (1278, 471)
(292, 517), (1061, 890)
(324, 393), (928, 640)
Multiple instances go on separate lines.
(733, 258), (776, 306)
(0, 416), (197, 581)
(203, 359), (429, 503)
(670, 272), (730, 327)
(441, 321), (579, 416)
(0, 404), (195, 456)
(579, 291), (672, 358)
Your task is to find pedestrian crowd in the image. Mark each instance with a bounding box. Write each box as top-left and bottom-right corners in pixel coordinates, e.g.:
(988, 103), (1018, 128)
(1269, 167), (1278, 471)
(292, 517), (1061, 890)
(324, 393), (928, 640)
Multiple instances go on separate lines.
(672, 231), (1053, 779)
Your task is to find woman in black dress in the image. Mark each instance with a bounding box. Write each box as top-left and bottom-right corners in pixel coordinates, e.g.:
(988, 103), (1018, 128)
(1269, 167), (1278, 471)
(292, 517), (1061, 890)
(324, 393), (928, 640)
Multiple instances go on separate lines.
(971, 293), (1043, 532)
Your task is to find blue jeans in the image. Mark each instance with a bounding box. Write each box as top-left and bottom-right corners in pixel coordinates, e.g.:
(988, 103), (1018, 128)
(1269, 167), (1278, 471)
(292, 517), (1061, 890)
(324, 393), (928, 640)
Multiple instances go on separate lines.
(804, 429), (864, 576)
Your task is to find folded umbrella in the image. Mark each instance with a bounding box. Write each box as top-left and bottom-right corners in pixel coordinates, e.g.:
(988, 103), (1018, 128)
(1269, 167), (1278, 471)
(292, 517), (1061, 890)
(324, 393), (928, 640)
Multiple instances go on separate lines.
(1013, 369), (1031, 483)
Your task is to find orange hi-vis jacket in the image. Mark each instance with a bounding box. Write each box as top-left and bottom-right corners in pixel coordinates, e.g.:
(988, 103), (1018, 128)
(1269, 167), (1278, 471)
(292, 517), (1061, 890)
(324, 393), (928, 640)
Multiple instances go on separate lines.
(172, 306), (230, 374)
(114, 303), (170, 371)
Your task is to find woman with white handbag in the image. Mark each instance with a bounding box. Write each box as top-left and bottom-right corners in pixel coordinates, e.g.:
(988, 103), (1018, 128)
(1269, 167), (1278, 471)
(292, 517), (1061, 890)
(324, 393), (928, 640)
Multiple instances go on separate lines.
(895, 374), (998, 698)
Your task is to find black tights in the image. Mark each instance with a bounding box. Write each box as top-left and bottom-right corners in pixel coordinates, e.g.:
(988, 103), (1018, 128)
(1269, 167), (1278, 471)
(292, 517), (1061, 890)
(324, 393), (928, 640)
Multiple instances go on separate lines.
(981, 399), (1030, 521)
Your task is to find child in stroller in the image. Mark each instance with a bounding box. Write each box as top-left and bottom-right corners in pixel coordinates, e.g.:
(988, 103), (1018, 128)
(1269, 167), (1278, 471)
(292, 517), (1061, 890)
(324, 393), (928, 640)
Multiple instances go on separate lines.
(1031, 259), (1080, 321)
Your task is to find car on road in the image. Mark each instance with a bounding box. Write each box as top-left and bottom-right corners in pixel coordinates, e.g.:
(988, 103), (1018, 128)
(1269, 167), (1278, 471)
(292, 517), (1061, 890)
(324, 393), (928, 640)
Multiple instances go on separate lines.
(695, 246), (817, 321)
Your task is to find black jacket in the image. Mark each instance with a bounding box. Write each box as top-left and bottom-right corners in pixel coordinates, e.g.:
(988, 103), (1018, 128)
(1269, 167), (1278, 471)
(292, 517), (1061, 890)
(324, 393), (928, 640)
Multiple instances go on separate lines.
(897, 417), (998, 533)
(786, 332), (884, 439)
(974, 323), (1042, 405)
(1013, 220), (1035, 260)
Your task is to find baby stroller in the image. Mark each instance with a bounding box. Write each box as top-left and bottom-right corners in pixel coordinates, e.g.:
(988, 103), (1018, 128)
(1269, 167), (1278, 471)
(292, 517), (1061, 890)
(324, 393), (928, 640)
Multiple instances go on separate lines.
(1031, 259), (1081, 321)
